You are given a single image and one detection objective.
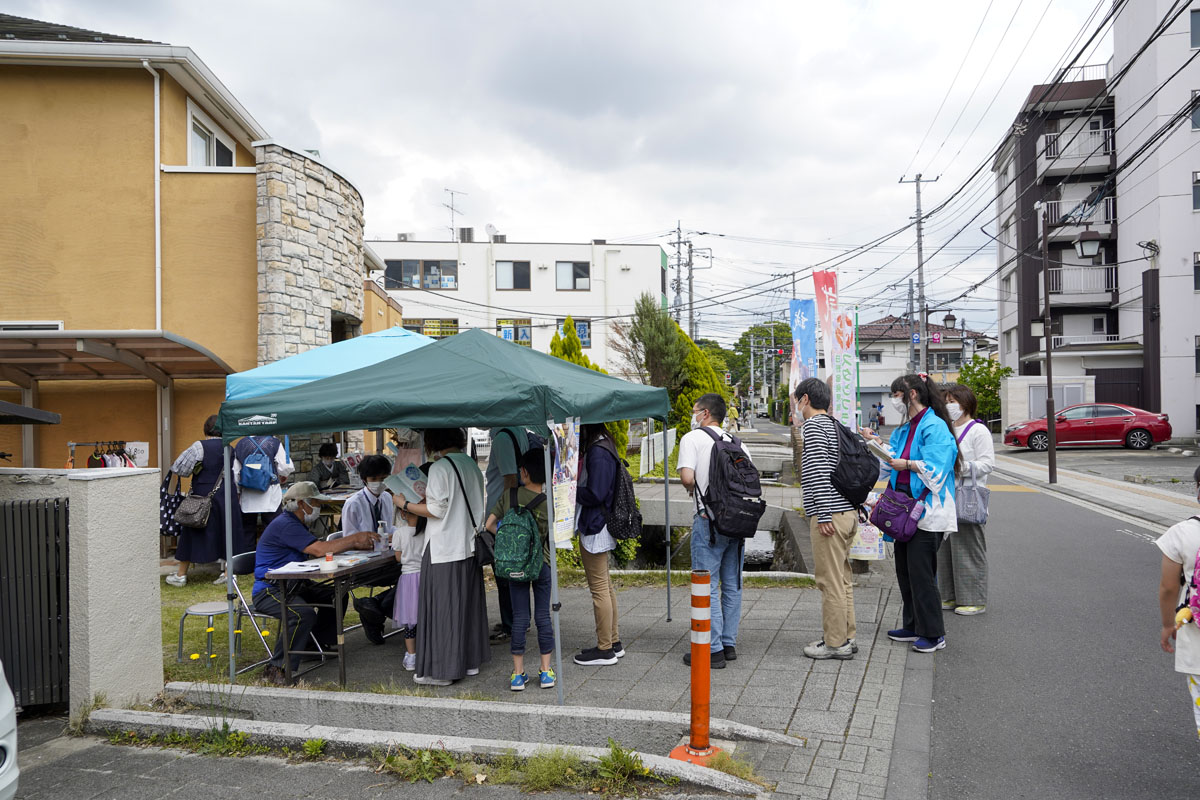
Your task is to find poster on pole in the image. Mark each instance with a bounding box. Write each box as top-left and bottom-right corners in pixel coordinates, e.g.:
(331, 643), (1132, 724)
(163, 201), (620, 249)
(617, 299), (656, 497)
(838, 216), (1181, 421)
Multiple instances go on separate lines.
(812, 271), (838, 377)
(548, 418), (580, 548)
(831, 308), (858, 428)
(789, 299), (818, 423)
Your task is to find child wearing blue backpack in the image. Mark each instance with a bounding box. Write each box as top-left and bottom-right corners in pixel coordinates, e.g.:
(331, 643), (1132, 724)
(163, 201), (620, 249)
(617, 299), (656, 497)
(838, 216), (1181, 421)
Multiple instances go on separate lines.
(484, 447), (554, 692)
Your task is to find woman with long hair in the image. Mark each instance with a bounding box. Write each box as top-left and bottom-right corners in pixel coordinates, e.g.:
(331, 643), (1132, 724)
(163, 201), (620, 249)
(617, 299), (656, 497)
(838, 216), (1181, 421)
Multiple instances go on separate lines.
(395, 427), (489, 685)
(863, 374), (959, 653)
(572, 422), (623, 666)
(938, 384), (995, 616)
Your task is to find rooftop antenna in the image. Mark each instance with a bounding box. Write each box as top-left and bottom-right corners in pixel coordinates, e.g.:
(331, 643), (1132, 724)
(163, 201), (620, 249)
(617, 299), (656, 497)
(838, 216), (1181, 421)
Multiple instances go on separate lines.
(443, 188), (467, 242)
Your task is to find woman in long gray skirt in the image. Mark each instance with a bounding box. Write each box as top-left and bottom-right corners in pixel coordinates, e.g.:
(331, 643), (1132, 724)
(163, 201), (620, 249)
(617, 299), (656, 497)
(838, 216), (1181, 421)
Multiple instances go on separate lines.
(395, 428), (489, 685)
(939, 385), (995, 615)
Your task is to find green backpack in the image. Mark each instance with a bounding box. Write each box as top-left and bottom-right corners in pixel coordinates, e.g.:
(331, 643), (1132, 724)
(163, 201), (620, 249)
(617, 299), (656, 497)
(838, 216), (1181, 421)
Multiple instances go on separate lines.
(493, 488), (547, 582)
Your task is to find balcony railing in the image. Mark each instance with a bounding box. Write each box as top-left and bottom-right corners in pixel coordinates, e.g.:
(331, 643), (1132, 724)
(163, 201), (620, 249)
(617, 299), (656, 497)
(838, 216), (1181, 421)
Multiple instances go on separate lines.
(1055, 63), (1109, 83)
(1044, 128), (1114, 159)
(1051, 334), (1120, 348)
(1043, 197), (1116, 226)
(1047, 265), (1118, 295)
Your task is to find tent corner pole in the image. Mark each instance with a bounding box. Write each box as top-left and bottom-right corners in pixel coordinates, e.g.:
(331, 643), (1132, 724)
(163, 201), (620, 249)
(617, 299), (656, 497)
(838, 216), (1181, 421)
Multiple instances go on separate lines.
(224, 444), (236, 683)
(663, 416), (671, 622)
(543, 433), (566, 706)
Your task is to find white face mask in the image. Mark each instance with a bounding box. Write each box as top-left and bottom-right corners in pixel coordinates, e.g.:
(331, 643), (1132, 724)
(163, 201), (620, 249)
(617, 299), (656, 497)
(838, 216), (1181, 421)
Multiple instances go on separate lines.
(302, 503), (321, 525)
(946, 402), (963, 422)
(690, 413), (703, 430)
(890, 396), (908, 417)
(321, 458), (334, 467)
(365, 480), (383, 496)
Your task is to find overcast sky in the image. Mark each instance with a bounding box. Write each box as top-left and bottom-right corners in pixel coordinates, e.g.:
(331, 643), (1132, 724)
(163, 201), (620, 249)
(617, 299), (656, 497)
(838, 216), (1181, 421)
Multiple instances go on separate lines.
(18, 0), (1110, 343)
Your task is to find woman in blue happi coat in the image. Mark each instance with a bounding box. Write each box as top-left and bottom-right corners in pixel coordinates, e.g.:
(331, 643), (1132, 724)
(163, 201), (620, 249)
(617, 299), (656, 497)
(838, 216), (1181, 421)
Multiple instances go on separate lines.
(864, 373), (959, 653)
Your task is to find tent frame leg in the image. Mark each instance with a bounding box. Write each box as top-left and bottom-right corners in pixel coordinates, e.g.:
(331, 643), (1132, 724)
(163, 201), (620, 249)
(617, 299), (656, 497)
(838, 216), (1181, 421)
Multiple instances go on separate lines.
(544, 434), (566, 706)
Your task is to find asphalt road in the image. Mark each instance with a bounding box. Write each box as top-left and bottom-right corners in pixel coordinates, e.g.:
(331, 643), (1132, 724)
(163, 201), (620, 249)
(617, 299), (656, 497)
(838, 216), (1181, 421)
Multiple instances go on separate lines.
(929, 482), (1194, 799)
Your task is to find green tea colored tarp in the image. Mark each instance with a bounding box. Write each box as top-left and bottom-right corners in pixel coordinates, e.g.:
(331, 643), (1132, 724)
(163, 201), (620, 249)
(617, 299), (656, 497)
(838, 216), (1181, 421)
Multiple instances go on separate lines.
(217, 328), (668, 441)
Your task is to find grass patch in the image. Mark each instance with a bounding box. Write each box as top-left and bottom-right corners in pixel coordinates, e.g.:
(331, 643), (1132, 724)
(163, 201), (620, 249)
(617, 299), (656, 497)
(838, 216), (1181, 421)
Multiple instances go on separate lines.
(521, 748), (588, 792)
(595, 737), (677, 796)
(707, 751), (774, 789)
(301, 737), (327, 760)
(109, 721), (268, 757)
(68, 691), (108, 736)
(376, 745), (461, 783)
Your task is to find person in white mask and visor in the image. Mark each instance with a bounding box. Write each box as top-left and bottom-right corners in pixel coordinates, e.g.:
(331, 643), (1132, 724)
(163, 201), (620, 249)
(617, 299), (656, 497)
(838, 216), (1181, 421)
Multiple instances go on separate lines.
(343, 455), (404, 645)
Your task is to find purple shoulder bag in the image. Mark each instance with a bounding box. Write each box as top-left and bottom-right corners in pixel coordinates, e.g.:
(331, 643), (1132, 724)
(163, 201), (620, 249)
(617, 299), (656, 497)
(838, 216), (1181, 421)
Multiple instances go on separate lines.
(868, 416), (930, 543)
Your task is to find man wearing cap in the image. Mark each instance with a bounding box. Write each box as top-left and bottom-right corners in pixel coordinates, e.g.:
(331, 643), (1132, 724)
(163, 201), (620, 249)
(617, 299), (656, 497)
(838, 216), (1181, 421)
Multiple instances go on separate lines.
(252, 481), (379, 684)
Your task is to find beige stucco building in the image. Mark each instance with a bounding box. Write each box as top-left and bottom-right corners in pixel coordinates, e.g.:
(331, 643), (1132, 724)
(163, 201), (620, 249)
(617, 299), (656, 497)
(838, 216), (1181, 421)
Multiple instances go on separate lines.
(0, 14), (398, 472)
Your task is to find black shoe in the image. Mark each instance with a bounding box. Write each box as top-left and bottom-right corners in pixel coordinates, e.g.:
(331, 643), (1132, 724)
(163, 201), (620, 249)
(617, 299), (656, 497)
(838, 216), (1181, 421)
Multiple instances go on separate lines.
(723, 646), (737, 661)
(261, 665), (291, 686)
(682, 650), (726, 669)
(573, 647), (618, 666)
(612, 641), (625, 658)
(489, 629), (511, 644)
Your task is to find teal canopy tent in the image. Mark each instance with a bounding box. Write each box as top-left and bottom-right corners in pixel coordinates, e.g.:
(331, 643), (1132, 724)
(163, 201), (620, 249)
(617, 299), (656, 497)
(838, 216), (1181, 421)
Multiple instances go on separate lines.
(214, 329), (672, 699)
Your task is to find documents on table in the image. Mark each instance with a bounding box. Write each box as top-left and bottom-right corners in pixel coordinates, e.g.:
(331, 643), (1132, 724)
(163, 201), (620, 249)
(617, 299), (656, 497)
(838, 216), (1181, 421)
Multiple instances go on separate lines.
(270, 561), (323, 575)
(270, 551), (386, 575)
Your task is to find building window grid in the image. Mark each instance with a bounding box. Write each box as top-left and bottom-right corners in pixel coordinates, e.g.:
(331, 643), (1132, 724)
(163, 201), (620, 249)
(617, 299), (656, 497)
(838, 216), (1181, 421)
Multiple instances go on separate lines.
(1195, 335), (1200, 374)
(1193, 172), (1200, 211)
(1192, 9), (1200, 48)
(556, 261), (591, 291)
(403, 319), (459, 339)
(556, 318), (592, 348)
(384, 260), (458, 290)
(496, 261), (531, 291)
(859, 351), (882, 364)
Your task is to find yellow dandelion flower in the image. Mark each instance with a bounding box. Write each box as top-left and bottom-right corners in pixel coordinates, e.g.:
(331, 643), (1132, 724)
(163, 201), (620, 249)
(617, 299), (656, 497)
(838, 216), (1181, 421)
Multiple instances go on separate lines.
(190, 653), (200, 660)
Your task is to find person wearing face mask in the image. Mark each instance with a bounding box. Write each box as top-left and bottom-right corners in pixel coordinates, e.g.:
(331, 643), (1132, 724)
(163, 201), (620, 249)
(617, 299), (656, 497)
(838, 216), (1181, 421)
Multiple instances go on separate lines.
(251, 481), (380, 685)
(344, 455), (404, 645)
(937, 385), (995, 617)
(309, 443), (350, 491)
(862, 373), (959, 654)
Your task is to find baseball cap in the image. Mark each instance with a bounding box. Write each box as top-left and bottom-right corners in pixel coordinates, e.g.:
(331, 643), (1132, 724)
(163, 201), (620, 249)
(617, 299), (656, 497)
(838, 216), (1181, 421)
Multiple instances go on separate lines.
(282, 481), (335, 503)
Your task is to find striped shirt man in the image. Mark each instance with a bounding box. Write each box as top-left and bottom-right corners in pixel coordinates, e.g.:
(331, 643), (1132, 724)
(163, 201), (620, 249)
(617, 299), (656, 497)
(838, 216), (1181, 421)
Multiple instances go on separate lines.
(801, 413), (855, 523)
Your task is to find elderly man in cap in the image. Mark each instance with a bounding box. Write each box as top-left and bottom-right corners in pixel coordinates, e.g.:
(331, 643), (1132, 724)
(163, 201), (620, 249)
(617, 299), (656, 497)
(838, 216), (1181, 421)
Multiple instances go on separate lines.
(252, 481), (379, 684)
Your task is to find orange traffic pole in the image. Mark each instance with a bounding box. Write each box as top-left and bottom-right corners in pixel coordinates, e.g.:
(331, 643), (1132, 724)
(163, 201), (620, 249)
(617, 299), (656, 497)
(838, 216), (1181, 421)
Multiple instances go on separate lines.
(670, 569), (721, 765)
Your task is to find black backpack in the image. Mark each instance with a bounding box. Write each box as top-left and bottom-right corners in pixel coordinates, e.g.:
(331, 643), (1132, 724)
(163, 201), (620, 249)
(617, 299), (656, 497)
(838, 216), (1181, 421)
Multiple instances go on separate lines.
(594, 439), (641, 541)
(698, 428), (766, 539)
(829, 418), (879, 508)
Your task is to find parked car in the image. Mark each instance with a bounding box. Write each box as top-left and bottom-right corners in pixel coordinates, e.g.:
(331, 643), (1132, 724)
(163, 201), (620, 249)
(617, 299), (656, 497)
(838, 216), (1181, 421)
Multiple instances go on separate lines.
(0, 661), (17, 800)
(467, 427), (491, 461)
(1004, 403), (1171, 451)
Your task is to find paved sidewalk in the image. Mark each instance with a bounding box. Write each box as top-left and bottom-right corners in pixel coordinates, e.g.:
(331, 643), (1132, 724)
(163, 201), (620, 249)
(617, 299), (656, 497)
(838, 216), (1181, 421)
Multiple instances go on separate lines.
(992, 453), (1196, 531)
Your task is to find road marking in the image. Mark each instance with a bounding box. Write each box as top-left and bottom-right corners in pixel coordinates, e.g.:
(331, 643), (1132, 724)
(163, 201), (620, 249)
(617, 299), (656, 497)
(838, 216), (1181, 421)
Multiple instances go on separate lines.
(1115, 527), (1159, 544)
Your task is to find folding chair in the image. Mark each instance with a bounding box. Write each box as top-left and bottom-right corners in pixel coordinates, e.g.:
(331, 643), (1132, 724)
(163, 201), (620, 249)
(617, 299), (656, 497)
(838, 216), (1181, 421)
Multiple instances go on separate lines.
(228, 551), (326, 675)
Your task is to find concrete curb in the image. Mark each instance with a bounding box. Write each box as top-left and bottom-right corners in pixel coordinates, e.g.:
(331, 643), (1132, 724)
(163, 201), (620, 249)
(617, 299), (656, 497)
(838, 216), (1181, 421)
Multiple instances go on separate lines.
(86, 708), (767, 798)
(884, 640), (933, 800)
(166, 682), (807, 753)
(992, 463), (1175, 532)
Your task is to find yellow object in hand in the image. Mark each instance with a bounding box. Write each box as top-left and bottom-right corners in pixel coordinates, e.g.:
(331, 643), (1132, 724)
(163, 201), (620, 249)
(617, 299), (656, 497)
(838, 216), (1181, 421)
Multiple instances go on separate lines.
(1176, 607), (1193, 631)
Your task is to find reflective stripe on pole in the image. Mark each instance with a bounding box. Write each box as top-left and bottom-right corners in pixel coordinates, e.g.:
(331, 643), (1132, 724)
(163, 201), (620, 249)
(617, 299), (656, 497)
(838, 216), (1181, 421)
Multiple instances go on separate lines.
(670, 570), (721, 763)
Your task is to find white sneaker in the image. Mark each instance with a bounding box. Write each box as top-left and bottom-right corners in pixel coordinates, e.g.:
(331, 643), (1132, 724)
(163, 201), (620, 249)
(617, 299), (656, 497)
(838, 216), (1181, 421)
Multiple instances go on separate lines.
(165, 574), (186, 587)
(803, 640), (853, 660)
(403, 652), (416, 671)
(413, 674), (452, 686)
(212, 573), (227, 585)
(466, 668), (480, 676)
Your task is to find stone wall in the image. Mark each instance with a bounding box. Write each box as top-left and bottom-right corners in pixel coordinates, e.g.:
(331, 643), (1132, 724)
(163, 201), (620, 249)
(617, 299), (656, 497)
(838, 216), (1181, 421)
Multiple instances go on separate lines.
(255, 143), (365, 366)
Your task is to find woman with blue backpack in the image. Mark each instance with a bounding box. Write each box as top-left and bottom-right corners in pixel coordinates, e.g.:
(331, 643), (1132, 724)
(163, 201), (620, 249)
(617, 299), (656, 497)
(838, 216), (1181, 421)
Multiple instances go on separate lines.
(485, 447), (554, 691)
(863, 373), (959, 654)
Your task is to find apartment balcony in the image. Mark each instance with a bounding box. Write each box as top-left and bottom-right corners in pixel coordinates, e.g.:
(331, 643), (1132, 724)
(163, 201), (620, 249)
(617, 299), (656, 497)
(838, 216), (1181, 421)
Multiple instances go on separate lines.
(1039, 197), (1115, 243)
(1051, 334), (1120, 348)
(1047, 265), (1118, 306)
(1037, 128), (1114, 182)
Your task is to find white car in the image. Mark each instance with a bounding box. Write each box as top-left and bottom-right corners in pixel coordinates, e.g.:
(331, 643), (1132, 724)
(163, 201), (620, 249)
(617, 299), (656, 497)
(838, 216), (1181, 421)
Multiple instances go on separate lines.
(0, 661), (17, 800)
(467, 428), (491, 461)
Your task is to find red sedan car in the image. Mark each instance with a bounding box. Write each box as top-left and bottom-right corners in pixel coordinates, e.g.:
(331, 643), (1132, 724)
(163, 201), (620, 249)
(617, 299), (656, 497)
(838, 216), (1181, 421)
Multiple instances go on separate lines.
(1005, 403), (1171, 451)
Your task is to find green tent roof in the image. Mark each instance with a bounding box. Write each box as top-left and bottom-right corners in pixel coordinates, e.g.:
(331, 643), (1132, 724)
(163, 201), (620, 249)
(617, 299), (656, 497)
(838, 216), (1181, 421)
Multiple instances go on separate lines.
(217, 328), (668, 442)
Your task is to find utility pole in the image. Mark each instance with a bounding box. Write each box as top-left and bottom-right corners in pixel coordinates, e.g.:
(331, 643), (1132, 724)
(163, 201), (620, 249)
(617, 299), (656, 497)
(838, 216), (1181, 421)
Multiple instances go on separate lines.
(672, 221), (684, 323)
(770, 324), (776, 399)
(900, 174), (938, 373)
(1040, 207), (1058, 484)
(771, 272), (798, 301)
(749, 336), (756, 414)
(906, 279), (916, 373)
(686, 241), (695, 339)
(442, 188), (467, 242)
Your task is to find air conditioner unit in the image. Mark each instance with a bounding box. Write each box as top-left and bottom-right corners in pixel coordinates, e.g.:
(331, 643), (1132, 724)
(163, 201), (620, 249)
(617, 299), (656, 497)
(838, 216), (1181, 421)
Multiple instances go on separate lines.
(459, 227), (475, 243)
(493, 234), (506, 243)
(396, 233), (414, 242)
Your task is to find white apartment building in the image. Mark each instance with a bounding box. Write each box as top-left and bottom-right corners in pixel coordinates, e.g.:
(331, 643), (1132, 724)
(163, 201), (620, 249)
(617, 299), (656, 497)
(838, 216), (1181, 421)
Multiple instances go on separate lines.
(366, 230), (668, 377)
(1113, 3), (1200, 435)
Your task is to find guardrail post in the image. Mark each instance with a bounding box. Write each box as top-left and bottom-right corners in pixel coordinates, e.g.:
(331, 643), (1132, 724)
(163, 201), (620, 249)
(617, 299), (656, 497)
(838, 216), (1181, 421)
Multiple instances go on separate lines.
(670, 569), (721, 765)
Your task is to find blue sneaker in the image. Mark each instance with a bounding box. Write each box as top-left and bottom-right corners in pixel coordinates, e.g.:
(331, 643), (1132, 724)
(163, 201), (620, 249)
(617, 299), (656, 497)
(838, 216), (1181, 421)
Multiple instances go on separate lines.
(912, 636), (946, 653)
(887, 628), (918, 642)
(539, 669), (556, 689)
(509, 672), (528, 692)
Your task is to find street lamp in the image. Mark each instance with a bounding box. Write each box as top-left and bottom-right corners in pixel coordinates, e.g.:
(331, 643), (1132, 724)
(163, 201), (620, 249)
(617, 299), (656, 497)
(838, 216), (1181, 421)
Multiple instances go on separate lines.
(1073, 227), (1103, 260)
(942, 311), (956, 330)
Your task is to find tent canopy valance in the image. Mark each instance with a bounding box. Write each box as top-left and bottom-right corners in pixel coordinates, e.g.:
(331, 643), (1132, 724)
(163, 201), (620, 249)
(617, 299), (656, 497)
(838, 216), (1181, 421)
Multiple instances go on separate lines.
(224, 325), (434, 401)
(217, 328), (669, 442)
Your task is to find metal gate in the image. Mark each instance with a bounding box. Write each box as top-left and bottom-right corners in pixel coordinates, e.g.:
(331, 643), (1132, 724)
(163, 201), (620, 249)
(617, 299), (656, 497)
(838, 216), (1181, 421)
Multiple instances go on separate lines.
(1087, 368), (1144, 409)
(0, 498), (70, 709)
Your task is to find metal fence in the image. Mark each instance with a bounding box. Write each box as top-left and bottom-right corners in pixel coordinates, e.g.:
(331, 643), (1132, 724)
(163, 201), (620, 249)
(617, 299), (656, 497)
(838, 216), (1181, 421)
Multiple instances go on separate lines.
(0, 497), (70, 709)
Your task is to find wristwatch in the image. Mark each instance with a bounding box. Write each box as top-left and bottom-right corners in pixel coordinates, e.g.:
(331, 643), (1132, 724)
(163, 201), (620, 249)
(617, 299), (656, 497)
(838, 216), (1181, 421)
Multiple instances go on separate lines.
(402, 499), (410, 512)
